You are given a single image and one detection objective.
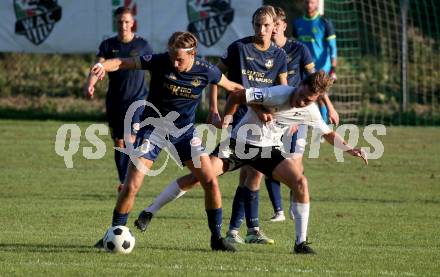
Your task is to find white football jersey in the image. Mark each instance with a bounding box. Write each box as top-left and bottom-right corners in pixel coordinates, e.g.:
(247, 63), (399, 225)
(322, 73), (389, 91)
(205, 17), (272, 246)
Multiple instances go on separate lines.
(232, 85), (330, 147)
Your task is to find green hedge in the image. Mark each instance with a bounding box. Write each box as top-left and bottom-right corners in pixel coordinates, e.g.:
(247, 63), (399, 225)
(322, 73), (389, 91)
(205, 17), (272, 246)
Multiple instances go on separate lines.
(0, 53), (108, 99)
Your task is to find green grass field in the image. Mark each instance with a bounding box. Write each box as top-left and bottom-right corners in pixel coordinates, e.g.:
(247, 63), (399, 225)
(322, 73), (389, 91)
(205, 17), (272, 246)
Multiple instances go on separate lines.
(0, 120), (439, 276)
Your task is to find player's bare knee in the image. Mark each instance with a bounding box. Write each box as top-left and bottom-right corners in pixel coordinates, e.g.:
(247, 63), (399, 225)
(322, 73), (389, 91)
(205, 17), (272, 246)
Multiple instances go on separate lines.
(114, 138), (124, 148)
(291, 175), (308, 198)
(123, 180), (142, 197)
(245, 182), (260, 191)
(177, 174), (200, 191)
(200, 178), (219, 192)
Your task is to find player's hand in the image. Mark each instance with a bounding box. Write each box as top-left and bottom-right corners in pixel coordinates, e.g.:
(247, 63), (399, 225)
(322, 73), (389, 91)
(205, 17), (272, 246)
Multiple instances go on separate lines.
(262, 112), (273, 123)
(348, 148), (368, 165)
(255, 108), (273, 123)
(207, 111), (222, 128)
(329, 67), (337, 82)
(328, 109), (340, 125)
(221, 115), (233, 128)
(83, 84), (94, 99)
(289, 124), (299, 135)
(91, 63), (106, 80)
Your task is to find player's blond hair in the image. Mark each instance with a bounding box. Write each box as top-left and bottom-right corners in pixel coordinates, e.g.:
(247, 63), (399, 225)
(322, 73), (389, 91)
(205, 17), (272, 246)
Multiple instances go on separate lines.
(274, 7), (287, 23)
(303, 70), (334, 95)
(167, 31), (198, 55)
(252, 5), (277, 24)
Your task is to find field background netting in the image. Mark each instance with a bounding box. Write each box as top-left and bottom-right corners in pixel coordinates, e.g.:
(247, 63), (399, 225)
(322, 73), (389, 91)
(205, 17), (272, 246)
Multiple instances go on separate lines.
(324, 0), (440, 125)
(0, 0), (439, 125)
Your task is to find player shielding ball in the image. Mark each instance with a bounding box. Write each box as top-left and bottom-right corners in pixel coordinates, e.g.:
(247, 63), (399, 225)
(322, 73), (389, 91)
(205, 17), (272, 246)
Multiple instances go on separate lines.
(90, 31), (244, 252)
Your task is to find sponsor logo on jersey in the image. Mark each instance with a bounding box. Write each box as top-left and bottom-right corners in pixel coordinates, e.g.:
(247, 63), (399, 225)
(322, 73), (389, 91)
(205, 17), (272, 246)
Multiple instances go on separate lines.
(191, 78), (201, 87)
(168, 73), (177, 80)
(142, 54), (152, 62)
(253, 91), (264, 102)
(14, 0), (62, 45)
(265, 59), (274, 69)
(187, 0), (234, 47)
(246, 56), (255, 61)
(241, 70), (273, 84)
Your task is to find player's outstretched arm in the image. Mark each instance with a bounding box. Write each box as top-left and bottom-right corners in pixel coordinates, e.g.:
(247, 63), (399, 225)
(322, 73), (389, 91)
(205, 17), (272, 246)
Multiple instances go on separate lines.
(322, 93), (340, 125)
(83, 57), (105, 99)
(207, 84), (222, 128)
(323, 131), (368, 165)
(211, 62), (229, 127)
(217, 74), (245, 128)
(221, 91), (243, 128)
(217, 74), (244, 93)
(90, 57), (138, 80)
(250, 105), (273, 123)
(222, 98), (273, 128)
(222, 85), (296, 127)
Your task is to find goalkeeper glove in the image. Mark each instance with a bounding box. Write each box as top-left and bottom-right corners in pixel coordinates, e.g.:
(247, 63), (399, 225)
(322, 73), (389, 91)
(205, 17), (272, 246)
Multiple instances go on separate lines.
(329, 66), (337, 81)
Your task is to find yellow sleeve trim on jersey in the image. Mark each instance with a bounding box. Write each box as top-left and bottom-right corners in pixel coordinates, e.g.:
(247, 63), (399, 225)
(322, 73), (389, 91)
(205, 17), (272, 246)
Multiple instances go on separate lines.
(298, 35), (315, 42)
(305, 63), (315, 72)
(326, 35), (336, 40)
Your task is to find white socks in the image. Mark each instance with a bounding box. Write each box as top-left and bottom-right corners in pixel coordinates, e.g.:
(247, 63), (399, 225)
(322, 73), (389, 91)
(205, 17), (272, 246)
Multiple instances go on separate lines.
(291, 202), (310, 244)
(229, 229), (239, 235)
(144, 180), (186, 214)
(247, 226), (259, 233)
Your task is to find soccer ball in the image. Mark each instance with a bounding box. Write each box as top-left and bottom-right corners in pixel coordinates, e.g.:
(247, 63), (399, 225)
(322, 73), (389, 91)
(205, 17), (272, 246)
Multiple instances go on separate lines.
(103, 226), (135, 254)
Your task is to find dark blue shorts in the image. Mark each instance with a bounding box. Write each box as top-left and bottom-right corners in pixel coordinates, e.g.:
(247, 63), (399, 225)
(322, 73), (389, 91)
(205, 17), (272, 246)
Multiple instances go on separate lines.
(135, 125), (206, 165)
(231, 104), (248, 129)
(280, 125), (307, 155)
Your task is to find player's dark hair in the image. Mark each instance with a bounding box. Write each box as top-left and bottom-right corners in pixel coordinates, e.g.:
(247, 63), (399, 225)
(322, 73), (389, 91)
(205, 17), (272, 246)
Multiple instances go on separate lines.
(274, 7), (287, 23)
(115, 7), (134, 17)
(303, 70), (334, 95)
(252, 5), (276, 24)
(168, 31), (198, 55)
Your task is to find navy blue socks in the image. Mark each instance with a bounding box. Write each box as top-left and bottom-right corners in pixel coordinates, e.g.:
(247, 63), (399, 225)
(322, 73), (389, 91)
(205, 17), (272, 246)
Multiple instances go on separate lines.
(265, 178), (283, 213)
(112, 209), (129, 226)
(206, 208), (222, 239)
(229, 186), (246, 230)
(243, 187), (259, 229)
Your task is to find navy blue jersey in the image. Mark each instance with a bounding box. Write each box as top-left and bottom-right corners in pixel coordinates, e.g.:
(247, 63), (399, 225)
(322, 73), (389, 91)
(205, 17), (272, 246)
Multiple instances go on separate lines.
(283, 39), (314, 87)
(221, 36), (288, 88)
(139, 53), (222, 129)
(97, 36), (153, 103)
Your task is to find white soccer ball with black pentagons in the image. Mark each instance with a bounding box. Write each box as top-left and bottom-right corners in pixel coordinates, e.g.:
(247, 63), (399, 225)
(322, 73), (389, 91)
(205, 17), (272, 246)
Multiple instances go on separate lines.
(103, 226), (135, 254)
